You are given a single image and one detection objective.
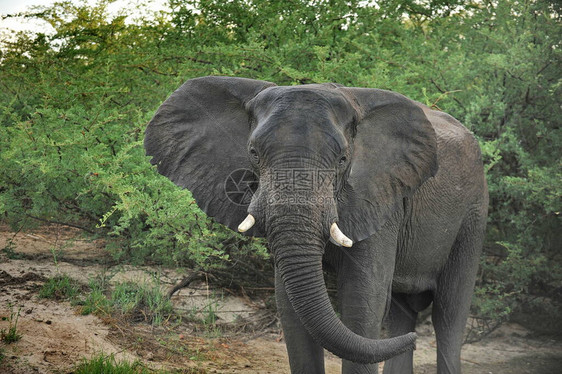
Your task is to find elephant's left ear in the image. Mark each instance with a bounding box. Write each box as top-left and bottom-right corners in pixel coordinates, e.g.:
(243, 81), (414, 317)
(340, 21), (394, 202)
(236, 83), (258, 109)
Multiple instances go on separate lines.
(337, 87), (438, 243)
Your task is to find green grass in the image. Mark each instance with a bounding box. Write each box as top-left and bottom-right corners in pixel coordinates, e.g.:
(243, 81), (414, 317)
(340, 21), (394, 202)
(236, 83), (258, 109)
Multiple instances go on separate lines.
(201, 298), (222, 338)
(39, 274), (80, 300)
(76, 278), (112, 316)
(110, 281), (174, 325)
(74, 276), (175, 325)
(73, 352), (204, 373)
(73, 353), (152, 374)
(79, 288), (112, 316)
(39, 273), (174, 325)
(1, 306), (22, 344)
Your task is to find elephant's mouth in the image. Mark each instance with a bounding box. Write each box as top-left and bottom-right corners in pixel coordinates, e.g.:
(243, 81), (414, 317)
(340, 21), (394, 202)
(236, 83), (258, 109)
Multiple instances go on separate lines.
(238, 213), (352, 248)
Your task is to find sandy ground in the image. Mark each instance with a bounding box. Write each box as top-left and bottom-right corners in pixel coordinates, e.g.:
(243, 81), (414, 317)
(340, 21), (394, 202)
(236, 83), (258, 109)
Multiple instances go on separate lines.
(1, 224), (561, 373)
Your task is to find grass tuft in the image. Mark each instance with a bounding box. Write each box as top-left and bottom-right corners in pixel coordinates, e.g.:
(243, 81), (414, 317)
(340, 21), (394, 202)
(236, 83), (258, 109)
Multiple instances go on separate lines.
(110, 281), (174, 325)
(1, 306), (22, 344)
(75, 277), (175, 326)
(39, 274), (80, 300)
(77, 278), (112, 316)
(73, 353), (151, 374)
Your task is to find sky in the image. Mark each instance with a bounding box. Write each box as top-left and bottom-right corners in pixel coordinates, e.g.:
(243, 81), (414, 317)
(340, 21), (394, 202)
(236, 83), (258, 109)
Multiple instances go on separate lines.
(0, 0), (56, 14)
(0, 0), (169, 35)
(0, 0), (58, 34)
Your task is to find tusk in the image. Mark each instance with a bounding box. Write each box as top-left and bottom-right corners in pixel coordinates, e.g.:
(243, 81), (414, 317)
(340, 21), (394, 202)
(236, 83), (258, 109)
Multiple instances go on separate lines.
(330, 222), (353, 247)
(238, 214), (255, 233)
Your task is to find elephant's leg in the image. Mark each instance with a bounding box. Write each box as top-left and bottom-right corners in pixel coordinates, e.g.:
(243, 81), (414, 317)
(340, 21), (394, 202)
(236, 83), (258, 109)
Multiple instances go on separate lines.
(275, 267), (325, 374)
(337, 235), (398, 374)
(432, 217), (485, 374)
(382, 294), (419, 374)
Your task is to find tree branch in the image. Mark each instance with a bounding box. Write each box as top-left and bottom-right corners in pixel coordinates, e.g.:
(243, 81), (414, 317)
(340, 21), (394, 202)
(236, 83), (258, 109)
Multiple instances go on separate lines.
(25, 214), (95, 234)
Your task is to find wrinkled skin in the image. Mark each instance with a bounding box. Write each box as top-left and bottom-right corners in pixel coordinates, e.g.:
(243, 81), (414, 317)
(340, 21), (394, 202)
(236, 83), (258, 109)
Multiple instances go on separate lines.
(144, 76), (488, 374)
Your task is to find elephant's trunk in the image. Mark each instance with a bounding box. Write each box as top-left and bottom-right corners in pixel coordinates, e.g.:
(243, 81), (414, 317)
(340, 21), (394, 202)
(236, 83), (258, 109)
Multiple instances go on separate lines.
(267, 207), (416, 364)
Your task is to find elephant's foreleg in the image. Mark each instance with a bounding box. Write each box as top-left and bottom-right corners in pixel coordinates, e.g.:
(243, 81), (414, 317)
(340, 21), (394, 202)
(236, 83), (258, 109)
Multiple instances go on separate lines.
(275, 267), (325, 374)
(382, 293), (425, 374)
(337, 239), (397, 374)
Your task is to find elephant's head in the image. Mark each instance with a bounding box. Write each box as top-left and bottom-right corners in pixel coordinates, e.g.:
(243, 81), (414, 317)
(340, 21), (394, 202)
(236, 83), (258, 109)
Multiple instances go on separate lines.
(144, 76), (437, 363)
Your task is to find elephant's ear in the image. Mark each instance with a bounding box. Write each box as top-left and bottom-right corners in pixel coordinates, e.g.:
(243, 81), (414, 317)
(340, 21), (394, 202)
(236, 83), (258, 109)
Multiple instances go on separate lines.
(144, 76), (276, 236)
(337, 88), (438, 243)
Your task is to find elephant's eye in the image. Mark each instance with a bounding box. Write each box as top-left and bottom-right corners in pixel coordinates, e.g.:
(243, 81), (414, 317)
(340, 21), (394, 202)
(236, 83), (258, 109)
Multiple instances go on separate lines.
(249, 147), (260, 164)
(338, 156), (347, 166)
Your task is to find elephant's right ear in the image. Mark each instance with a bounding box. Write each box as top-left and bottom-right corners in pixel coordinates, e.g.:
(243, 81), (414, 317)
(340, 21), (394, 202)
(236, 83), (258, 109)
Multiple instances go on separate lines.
(336, 87), (438, 243)
(144, 76), (276, 236)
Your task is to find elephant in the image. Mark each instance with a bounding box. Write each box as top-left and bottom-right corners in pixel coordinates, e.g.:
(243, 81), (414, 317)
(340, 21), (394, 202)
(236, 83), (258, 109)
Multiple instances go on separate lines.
(144, 76), (488, 374)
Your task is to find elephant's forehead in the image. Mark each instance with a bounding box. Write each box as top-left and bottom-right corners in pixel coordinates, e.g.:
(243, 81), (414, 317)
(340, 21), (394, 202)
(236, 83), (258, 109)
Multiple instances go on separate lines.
(251, 85), (354, 121)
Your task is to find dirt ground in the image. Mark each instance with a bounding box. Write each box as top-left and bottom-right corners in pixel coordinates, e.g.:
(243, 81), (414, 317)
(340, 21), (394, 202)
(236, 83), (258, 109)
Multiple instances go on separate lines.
(1, 224), (561, 373)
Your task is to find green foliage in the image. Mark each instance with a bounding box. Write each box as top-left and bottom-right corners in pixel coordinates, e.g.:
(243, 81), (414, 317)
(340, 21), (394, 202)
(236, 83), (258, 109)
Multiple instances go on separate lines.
(1, 306), (22, 344)
(1, 0), (560, 329)
(39, 274), (80, 300)
(73, 353), (153, 374)
(0, 0), (268, 269)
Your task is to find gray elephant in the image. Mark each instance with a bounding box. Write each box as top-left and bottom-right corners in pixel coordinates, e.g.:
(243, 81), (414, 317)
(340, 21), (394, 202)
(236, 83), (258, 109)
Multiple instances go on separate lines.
(144, 76), (488, 374)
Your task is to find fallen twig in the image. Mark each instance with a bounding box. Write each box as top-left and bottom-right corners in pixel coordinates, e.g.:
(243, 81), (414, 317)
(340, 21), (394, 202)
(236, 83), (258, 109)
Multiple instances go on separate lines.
(167, 270), (208, 298)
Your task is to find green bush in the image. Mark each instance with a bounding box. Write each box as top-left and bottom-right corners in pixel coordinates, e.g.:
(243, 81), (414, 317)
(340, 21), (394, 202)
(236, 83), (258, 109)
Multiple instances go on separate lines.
(1, 0), (559, 329)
